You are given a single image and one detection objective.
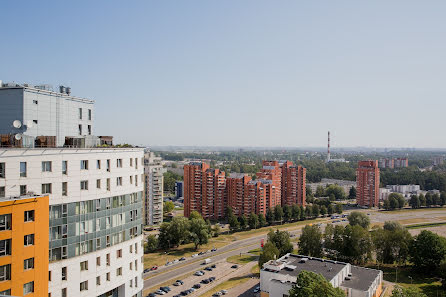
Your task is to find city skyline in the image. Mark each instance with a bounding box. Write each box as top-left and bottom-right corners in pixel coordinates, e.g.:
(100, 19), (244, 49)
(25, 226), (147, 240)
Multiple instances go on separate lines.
(2, 1), (446, 148)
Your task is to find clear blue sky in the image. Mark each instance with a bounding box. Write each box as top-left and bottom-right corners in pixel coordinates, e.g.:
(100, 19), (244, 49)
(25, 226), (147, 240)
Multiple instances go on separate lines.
(1, 1), (446, 148)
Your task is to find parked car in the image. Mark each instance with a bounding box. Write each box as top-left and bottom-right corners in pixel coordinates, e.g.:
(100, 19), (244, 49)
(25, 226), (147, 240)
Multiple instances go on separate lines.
(144, 268), (150, 273)
(173, 259), (179, 264)
(173, 295), (181, 297)
(176, 280), (184, 285)
(155, 290), (166, 295)
(211, 248), (217, 252)
(180, 290), (189, 296)
(211, 264), (216, 268)
(209, 276), (216, 281)
(191, 254), (198, 258)
(160, 286), (171, 292)
(179, 257), (186, 261)
(148, 293), (156, 297)
(151, 266), (158, 271)
(204, 267), (213, 271)
(194, 271), (204, 276)
(221, 290), (228, 295)
(193, 284), (201, 289)
(201, 279), (210, 284)
(231, 264), (238, 269)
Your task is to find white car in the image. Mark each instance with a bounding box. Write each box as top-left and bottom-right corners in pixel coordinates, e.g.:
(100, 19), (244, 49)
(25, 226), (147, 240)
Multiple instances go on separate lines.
(194, 271), (204, 276)
(173, 259), (179, 264)
(191, 254), (198, 258)
(155, 290), (166, 295)
(221, 290), (228, 295)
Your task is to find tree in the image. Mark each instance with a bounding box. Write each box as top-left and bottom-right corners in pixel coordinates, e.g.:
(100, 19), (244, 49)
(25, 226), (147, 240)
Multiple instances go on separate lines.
(249, 213), (259, 229)
(163, 201), (175, 214)
(349, 186), (357, 199)
(372, 222), (412, 265)
(258, 213), (267, 227)
(275, 205), (284, 224)
(158, 222), (172, 250)
(305, 206), (312, 219)
(298, 225), (323, 257)
(327, 204), (334, 215)
(258, 241), (280, 268)
(266, 208), (274, 225)
(163, 171), (183, 193)
(419, 193), (426, 207)
(299, 205), (305, 220)
(268, 229), (293, 257)
(441, 192), (446, 206)
(335, 203), (343, 214)
(226, 206), (234, 220)
(288, 271), (345, 297)
(347, 211), (370, 229)
(312, 204), (320, 218)
(325, 184), (346, 200)
(410, 230), (446, 272)
(283, 205), (292, 222)
(189, 217), (210, 250)
(433, 193), (441, 206)
(320, 205), (327, 217)
(342, 225), (372, 264)
(292, 204), (301, 221)
(189, 210), (202, 220)
(212, 224), (220, 237)
(239, 215), (248, 230)
(169, 217), (190, 247)
(315, 185), (325, 197)
(145, 235), (158, 253)
(390, 286), (427, 297)
(409, 195), (420, 209)
(229, 215), (240, 232)
(425, 192), (433, 207)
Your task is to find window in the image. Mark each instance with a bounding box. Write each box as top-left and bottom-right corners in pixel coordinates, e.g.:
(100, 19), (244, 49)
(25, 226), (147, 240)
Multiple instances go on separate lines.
(20, 185), (27, 196)
(117, 159), (122, 168)
(24, 234), (34, 246)
(24, 258), (34, 270)
(96, 256), (101, 266)
(62, 161), (68, 175)
(0, 163), (5, 178)
(130, 176), (133, 184)
(106, 272), (110, 281)
(135, 259), (138, 271)
(33, 119), (38, 124)
(88, 109), (92, 120)
(62, 288), (67, 297)
(42, 183), (52, 194)
(78, 124), (82, 135)
(135, 276), (138, 287)
(130, 158), (133, 167)
(135, 242), (138, 254)
(87, 125), (91, 135)
(49, 270), (52, 281)
(24, 210), (35, 222)
(79, 108), (83, 120)
(117, 249), (122, 258)
(135, 158), (138, 169)
(116, 177), (122, 186)
(129, 244), (133, 253)
(20, 162), (27, 177)
(96, 199), (101, 211)
(23, 281), (34, 295)
(96, 238), (101, 250)
(129, 279), (133, 288)
(0, 289), (11, 296)
(0, 239), (11, 256)
(62, 267), (67, 280)
(116, 267), (122, 276)
(106, 197), (111, 209)
(96, 179), (101, 189)
(106, 253), (110, 266)
(80, 261), (88, 271)
(32, 99), (38, 104)
(81, 160), (89, 170)
(0, 214), (12, 231)
(80, 280), (88, 291)
(106, 178), (111, 191)
(135, 175), (138, 186)
(0, 264), (10, 281)
(62, 182), (67, 196)
(96, 276), (101, 285)
(42, 161), (52, 172)
(0, 187), (4, 198)
(80, 180), (88, 190)
(129, 262), (133, 270)
(106, 159), (110, 172)
(130, 210), (137, 221)
(97, 160), (101, 169)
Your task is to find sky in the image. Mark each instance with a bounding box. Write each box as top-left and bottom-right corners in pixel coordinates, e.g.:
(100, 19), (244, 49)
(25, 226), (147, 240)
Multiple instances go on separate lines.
(1, 1), (446, 148)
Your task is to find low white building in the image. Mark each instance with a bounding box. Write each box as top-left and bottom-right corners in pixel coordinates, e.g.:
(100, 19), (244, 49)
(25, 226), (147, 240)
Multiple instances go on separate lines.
(260, 254), (383, 297)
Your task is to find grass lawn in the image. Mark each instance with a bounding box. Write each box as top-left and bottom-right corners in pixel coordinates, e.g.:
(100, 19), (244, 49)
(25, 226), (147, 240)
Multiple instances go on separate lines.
(397, 218), (435, 225)
(405, 222), (446, 229)
(248, 248), (262, 255)
(379, 207), (446, 214)
(366, 264), (444, 297)
(227, 254), (258, 265)
(251, 264), (260, 277)
(198, 275), (251, 297)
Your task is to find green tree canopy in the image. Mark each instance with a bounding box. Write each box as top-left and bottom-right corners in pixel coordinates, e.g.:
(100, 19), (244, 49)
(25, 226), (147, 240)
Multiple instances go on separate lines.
(258, 241), (280, 268)
(347, 211), (370, 229)
(349, 186), (357, 199)
(189, 217), (210, 250)
(268, 229), (293, 257)
(145, 235), (159, 253)
(289, 271), (346, 297)
(163, 201), (175, 214)
(325, 184), (346, 200)
(249, 213), (259, 229)
(298, 225), (323, 257)
(410, 230), (446, 272)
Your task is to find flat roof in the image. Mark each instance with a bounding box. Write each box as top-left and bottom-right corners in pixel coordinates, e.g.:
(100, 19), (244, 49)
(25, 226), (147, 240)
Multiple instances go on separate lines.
(229, 173), (246, 179)
(340, 266), (381, 292)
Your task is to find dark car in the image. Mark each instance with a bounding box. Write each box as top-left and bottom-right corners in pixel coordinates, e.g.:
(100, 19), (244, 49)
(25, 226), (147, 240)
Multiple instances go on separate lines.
(201, 279), (210, 284)
(176, 280), (184, 285)
(148, 294), (156, 297)
(179, 257), (186, 261)
(173, 295), (181, 297)
(144, 268), (150, 273)
(211, 264), (216, 268)
(181, 291), (189, 296)
(211, 248), (217, 252)
(204, 267), (213, 271)
(160, 286), (171, 292)
(231, 264), (238, 269)
(209, 276), (216, 282)
(193, 284), (201, 289)
(198, 251), (205, 255)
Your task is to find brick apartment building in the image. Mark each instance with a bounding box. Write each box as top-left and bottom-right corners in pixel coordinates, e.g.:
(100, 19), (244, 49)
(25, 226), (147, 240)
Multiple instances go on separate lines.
(356, 160), (380, 207)
(379, 157), (408, 169)
(184, 160), (306, 219)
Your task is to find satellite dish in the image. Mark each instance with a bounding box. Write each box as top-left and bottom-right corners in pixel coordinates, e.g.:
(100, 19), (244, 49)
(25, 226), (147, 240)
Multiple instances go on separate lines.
(26, 120), (33, 128)
(15, 134), (22, 140)
(13, 120), (22, 129)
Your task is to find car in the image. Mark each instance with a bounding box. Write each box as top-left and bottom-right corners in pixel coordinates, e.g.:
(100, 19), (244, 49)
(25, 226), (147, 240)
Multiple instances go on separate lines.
(209, 276), (216, 281)
(189, 288), (196, 292)
(204, 267), (213, 271)
(194, 271), (204, 276)
(193, 284), (201, 289)
(160, 286), (171, 292)
(148, 293), (156, 297)
(211, 264), (216, 268)
(201, 279), (210, 284)
(173, 295), (181, 297)
(253, 288), (260, 293)
(180, 291), (189, 296)
(173, 259), (179, 264)
(211, 248), (217, 252)
(342, 219), (347, 222)
(176, 280), (184, 285)
(155, 290), (166, 295)
(179, 257), (186, 261)
(221, 290), (228, 295)
(151, 266), (158, 271)
(191, 254), (198, 258)
(367, 213), (371, 216)
(231, 264), (238, 269)
(213, 292), (222, 296)
(198, 251), (205, 255)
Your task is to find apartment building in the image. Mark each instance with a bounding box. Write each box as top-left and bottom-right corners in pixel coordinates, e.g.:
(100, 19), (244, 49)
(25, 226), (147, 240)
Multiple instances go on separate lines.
(0, 83), (94, 147)
(280, 161), (306, 207)
(356, 161), (380, 207)
(0, 195), (49, 296)
(257, 161), (282, 205)
(226, 173), (252, 216)
(183, 162), (210, 217)
(394, 158), (409, 168)
(378, 158), (408, 169)
(0, 148), (144, 297)
(144, 165), (163, 226)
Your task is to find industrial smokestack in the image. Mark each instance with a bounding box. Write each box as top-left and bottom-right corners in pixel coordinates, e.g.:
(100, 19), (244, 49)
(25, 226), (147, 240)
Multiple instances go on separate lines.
(327, 131), (331, 162)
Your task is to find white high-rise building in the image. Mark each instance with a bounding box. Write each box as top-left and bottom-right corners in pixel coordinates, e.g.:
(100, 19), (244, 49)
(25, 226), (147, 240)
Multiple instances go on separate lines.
(144, 152), (163, 226)
(0, 148), (144, 297)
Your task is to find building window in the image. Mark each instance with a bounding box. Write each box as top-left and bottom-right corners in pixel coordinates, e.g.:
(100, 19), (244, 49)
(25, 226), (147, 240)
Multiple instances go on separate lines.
(33, 119), (38, 124)
(62, 161), (68, 175)
(106, 159), (110, 172)
(97, 160), (101, 169)
(78, 124), (82, 135)
(96, 276), (101, 285)
(0, 187), (4, 198)
(117, 249), (122, 258)
(106, 178), (111, 191)
(96, 179), (101, 189)
(0, 264), (10, 281)
(106, 197), (111, 209)
(130, 158), (133, 167)
(62, 288), (67, 297)
(62, 267), (67, 280)
(0, 289), (11, 295)
(24, 258), (34, 270)
(62, 182), (68, 196)
(81, 160), (89, 170)
(87, 125), (91, 135)
(116, 267), (122, 276)
(135, 175), (138, 186)
(106, 253), (110, 266)
(135, 158), (138, 169)
(117, 159), (122, 168)
(129, 244), (133, 253)
(117, 177), (122, 186)
(129, 279), (133, 288)
(20, 185), (27, 196)
(96, 256), (101, 266)
(129, 262), (133, 270)
(24, 234), (34, 246)
(23, 281), (34, 295)
(20, 162), (27, 177)
(0, 239), (11, 256)
(96, 238), (101, 250)
(42, 161), (52, 172)
(0, 215), (11, 231)
(130, 176), (133, 184)
(49, 270), (52, 281)
(80, 260), (88, 271)
(88, 109), (92, 120)
(42, 183), (52, 194)
(80, 280), (88, 291)
(0, 163), (5, 178)
(80, 180), (88, 190)
(79, 108), (83, 120)
(24, 210), (35, 222)
(106, 272), (110, 281)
